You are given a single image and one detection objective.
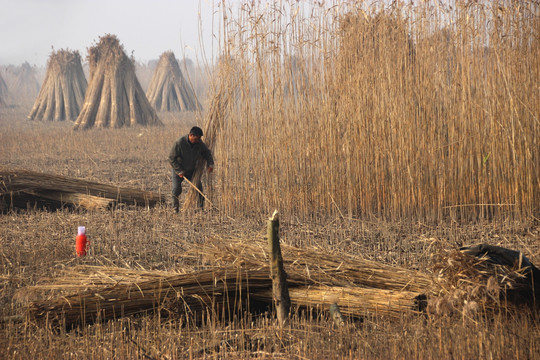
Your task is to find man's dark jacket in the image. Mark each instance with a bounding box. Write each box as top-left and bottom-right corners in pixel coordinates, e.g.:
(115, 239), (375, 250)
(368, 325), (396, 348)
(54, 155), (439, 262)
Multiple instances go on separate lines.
(168, 135), (214, 174)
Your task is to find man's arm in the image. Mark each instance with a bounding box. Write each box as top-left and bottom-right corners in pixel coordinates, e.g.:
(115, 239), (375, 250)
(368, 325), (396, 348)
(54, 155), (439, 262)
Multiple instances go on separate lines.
(168, 142), (184, 174)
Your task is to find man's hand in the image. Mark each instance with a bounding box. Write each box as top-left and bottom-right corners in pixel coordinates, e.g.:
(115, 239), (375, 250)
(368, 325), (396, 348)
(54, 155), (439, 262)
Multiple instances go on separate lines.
(177, 172), (184, 178)
(208, 166), (214, 173)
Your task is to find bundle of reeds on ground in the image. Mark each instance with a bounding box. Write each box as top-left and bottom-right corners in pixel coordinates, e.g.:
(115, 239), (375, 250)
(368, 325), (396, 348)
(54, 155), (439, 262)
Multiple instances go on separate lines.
(0, 167), (165, 211)
(146, 51), (201, 112)
(28, 49), (87, 121)
(73, 34), (161, 130)
(23, 237), (435, 328)
(27, 266), (274, 327)
(22, 236), (539, 328)
(428, 244), (540, 317)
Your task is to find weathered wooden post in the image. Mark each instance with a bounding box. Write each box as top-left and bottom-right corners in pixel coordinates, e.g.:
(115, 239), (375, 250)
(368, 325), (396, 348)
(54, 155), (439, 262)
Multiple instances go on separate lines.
(267, 210), (290, 326)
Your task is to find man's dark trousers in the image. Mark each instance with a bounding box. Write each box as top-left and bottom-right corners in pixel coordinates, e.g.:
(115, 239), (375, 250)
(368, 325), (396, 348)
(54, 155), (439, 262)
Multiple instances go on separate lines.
(172, 170), (204, 211)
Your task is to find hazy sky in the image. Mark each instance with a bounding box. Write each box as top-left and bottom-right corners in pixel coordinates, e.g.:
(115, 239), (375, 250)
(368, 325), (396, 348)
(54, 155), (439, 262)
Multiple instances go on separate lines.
(0, 0), (220, 66)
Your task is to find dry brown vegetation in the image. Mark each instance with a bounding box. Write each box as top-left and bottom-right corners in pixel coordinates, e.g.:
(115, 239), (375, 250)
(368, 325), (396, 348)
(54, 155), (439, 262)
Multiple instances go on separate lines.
(0, 1), (539, 359)
(207, 0), (538, 222)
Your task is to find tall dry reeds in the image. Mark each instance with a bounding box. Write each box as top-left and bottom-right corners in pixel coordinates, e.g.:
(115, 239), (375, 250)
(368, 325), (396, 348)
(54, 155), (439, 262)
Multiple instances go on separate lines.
(182, 57), (238, 210)
(204, 1), (538, 221)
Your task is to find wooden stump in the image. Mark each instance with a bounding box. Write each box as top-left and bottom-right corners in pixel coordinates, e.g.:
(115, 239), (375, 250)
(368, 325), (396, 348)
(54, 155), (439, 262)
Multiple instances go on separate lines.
(267, 210), (290, 326)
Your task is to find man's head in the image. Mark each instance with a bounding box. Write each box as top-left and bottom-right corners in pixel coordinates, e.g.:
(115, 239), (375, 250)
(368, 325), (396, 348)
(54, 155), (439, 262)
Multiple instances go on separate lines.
(188, 126), (203, 143)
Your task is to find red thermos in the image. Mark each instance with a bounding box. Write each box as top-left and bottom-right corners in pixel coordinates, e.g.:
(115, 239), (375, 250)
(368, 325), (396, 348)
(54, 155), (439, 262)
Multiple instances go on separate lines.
(76, 226), (88, 257)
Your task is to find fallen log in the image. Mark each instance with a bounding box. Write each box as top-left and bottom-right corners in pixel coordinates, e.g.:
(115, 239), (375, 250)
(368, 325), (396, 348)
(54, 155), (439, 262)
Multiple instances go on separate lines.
(0, 167), (165, 211)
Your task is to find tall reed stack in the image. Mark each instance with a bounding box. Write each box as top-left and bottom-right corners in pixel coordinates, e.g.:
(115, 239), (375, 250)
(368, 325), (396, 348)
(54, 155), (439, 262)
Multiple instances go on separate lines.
(204, 1), (538, 221)
(0, 73), (8, 107)
(11, 62), (40, 105)
(28, 49), (87, 121)
(74, 34), (161, 130)
(146, 51), (201, 112)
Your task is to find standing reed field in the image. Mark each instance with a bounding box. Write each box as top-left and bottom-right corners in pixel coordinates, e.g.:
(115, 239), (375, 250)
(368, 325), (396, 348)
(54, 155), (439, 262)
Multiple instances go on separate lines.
(206, 0), (538, 222)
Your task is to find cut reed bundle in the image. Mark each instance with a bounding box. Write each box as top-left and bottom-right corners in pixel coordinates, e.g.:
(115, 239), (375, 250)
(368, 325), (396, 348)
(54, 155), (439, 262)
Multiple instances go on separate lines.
(25, 238), (435, 327)
(73, 34), (161, 130)
(23, 236), (538, 328)
(28, 49), (87, 121)
(428, 245), (540, 317)
(201, 238), (436, 293)
(253, 286), (425, 318)
(146, 51), (201, 112)
(30, 265), (178, 292)
(0, 167), (165, 211)
(27, 267), (273, 327)
(26, 262), (424, 328)
(11, 62), (40, 104)
(0, 73), (8, 106)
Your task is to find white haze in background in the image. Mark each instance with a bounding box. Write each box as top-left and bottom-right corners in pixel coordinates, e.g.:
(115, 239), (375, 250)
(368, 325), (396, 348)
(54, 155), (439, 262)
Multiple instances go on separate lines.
(0, 0), (219, 67)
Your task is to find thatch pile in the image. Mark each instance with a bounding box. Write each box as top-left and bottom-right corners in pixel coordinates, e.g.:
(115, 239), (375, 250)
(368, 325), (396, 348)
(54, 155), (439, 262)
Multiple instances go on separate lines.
(28, 50), (87, 121)
(73, 34), (161, 130)
(21, 237), (540, 328)
(0, 73), (8, 107)
(12, 62), (40, 104)
(203, 238), (433, 317)
(0, 167), (165, 211)
(427, 244), (540, 318)
(24, 237), (433, 328)
(146, 51), (201, 112)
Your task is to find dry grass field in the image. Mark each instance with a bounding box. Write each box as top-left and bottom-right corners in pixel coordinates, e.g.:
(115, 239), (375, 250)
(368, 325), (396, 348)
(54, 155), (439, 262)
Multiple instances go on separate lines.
(1, 1), (539, 359)
(1, 106), (538, 359)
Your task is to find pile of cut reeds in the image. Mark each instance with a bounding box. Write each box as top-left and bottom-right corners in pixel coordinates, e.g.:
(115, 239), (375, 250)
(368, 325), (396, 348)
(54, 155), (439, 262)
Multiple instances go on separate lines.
(28, 49), (87, 122)
(202, 238), (433, 318)
(12, 62), (40, 103)
(27, 266), (274, 327)
(0, 167), (165, 211)
(73, 34), (161, 130)
(22, 238), (539, 328)
(146, 51), (201, 112)
(26, 263), (425, 328)
(201, 239), (435, 293)
(427, 244), (540, 317)
(24, 240), (433, 328)
(0, 73), (8, 106)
